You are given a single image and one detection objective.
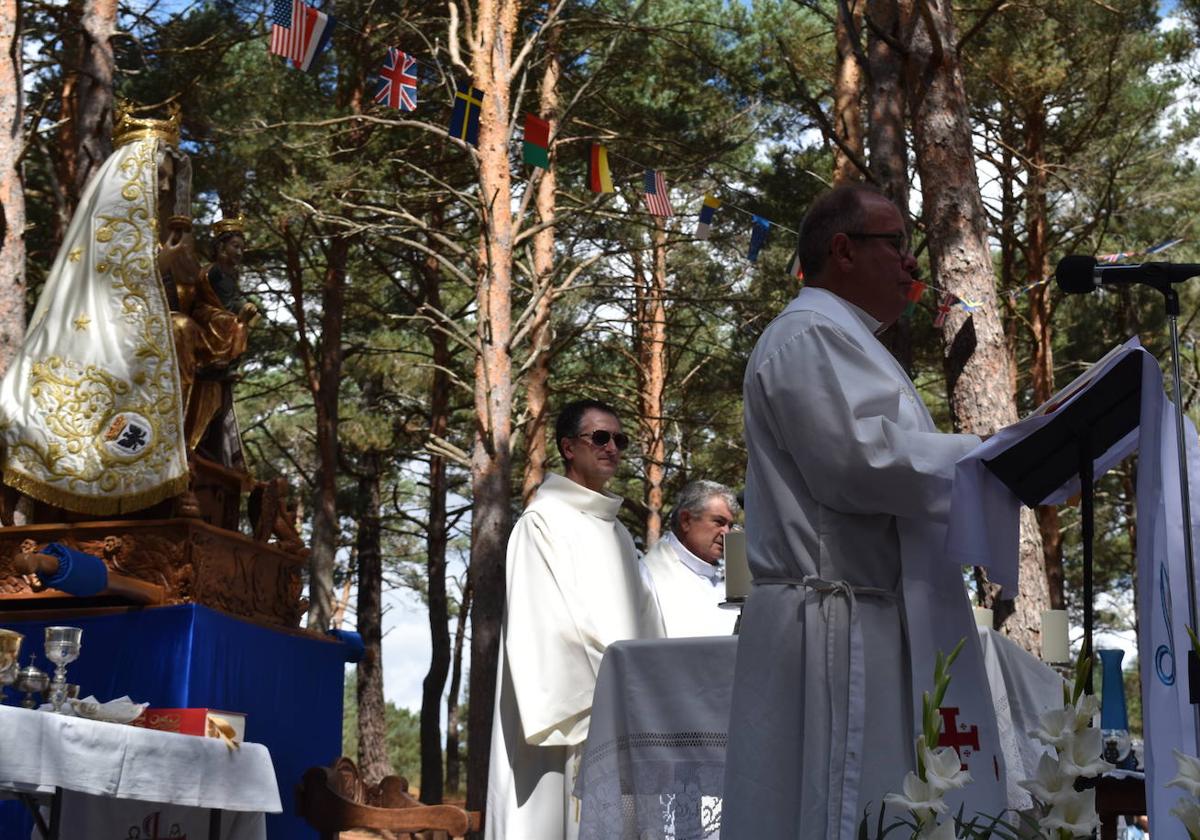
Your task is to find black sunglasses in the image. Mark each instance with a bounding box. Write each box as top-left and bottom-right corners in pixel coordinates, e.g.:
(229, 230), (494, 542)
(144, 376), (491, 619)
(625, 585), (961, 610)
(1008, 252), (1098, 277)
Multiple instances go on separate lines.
(846, 231), (910, 255)
(575, 430), (631, 451)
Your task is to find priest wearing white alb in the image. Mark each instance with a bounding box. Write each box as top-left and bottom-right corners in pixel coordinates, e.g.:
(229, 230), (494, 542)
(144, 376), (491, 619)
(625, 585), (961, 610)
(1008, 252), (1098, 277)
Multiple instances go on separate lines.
(723, 185), (1008, 838)
(485, 399), (664, 840)
(641, 480), (739, 636)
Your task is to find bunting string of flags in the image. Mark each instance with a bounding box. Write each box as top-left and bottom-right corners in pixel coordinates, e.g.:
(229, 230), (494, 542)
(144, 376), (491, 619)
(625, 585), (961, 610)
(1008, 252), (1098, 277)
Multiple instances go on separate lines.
(262, 3), (1186, 317)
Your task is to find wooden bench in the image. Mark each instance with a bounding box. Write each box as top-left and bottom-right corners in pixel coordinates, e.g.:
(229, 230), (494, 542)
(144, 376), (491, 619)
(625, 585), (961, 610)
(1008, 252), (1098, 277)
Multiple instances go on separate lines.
(296, 757), (482, 840)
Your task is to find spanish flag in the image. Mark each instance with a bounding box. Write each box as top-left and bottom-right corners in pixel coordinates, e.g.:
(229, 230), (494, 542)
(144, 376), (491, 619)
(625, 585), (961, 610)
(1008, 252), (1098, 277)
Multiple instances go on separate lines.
(588, 144), (614, 193)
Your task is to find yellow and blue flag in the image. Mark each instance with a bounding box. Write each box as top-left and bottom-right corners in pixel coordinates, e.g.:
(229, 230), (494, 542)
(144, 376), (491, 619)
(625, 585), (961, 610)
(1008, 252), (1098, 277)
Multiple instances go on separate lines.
(695, 194), (721, 240)
(449, 82), (483, 147)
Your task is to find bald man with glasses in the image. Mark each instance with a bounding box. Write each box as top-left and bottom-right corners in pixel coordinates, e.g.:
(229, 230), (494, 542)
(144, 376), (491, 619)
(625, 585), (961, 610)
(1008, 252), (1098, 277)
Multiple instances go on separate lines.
(486, 399), (664, 840)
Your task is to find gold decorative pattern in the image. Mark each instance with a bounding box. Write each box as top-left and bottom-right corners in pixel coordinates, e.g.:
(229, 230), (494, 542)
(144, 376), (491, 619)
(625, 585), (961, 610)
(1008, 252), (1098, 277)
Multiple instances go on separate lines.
(68, 248), (82, 262)
(3, 136), (188, 515)
(112, 100), (181, 150)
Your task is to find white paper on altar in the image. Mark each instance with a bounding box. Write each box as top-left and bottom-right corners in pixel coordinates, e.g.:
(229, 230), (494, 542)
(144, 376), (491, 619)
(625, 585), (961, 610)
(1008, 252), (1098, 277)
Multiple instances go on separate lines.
(42, 793), (267, 840)
(945, 337), (1200, 840)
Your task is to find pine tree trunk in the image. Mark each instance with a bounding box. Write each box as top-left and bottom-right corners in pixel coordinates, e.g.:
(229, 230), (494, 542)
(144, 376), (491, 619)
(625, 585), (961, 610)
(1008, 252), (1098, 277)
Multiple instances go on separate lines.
(354, 445), (392, 786)
(466, 0), (519, 818)
(0, 0), (23, 376)
(420, 246), (452, 804)
(521, 22), (560, 506)
(832, 0), (865, 185)
(445, 581), (471, 797)
(905, 0), (1048, 652)
(637, 220), (668, 544)
(1024, 103), (1064, 610)
(306, 232), (349, 632)
(866, 0), (912, 371)
(55, 0), (114, 241)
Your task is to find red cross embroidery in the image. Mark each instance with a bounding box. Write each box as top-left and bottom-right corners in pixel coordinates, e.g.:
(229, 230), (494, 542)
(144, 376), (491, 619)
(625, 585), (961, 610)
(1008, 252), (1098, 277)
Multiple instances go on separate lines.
(937, 706), (980, 771)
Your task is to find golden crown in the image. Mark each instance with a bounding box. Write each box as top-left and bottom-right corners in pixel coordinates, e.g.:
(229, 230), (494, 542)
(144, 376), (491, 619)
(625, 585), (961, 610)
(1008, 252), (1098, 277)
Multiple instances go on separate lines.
(112, 100), (182, 149)
(212, 214), (246, 237)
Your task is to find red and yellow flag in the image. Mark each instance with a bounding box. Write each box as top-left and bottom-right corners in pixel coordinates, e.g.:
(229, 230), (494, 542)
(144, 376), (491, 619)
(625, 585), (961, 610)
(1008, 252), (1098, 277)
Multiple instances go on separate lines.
(588, 144), (614, 193)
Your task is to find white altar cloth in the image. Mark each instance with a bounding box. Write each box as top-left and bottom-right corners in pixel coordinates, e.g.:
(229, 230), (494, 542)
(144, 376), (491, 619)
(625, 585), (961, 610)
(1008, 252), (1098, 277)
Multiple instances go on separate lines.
(0, 704), (280, 838)
(576, 629), (1061, 839)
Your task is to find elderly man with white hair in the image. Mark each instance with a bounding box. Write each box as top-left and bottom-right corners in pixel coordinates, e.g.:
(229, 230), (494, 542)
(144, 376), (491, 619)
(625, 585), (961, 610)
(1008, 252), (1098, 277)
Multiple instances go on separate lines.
(641, 480), (739, 637)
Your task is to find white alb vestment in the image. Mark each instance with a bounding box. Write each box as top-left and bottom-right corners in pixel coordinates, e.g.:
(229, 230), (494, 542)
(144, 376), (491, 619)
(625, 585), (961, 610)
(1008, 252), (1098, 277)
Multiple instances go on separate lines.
(723, 287), (1007, 839)
(641, 532), (737, 637)
(0, 136), (188, 514)
(486, 473), (664, 840)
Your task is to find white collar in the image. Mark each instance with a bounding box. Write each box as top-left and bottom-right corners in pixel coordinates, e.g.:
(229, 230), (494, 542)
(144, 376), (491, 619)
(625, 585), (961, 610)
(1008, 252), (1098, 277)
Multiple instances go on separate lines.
(534, 473), (624, 521)
(667, 531), (722, 582)
(805, 286), (884, 336)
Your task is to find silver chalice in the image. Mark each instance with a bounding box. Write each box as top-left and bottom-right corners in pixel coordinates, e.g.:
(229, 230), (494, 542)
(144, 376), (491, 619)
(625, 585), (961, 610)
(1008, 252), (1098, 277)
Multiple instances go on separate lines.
(44, 626), (81, 713)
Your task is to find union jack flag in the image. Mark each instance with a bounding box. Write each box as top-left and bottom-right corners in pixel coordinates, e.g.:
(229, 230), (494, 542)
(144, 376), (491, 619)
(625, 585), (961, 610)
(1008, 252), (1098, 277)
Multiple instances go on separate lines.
(643, 169), (673, 218)
(374, 48), (418, 112)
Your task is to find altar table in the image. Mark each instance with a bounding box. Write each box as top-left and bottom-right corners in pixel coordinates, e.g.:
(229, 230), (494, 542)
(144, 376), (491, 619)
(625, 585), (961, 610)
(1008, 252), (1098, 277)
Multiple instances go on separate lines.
(0, 703), (281, 839)
(575, 628), (1065, 840)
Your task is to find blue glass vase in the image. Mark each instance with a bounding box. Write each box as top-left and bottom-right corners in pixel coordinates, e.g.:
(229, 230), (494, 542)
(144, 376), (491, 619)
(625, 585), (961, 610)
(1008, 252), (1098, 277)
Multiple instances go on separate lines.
(1098, 648), (1134, 768)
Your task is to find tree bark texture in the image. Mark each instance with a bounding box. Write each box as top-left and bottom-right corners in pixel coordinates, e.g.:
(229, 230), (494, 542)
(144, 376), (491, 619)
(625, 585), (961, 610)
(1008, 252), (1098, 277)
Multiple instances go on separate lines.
(466, 0), (519, 817)
(905, 0), (1048, 652)
(521, 25), (560, 506)
(0, 0), (23, 377)
(420, 248), (452, 804)
(354, 446), (393, 787)
(636, 220), (668, 544)
(832, 0), (865, 185)
(1023, 103), (1064, 610)
(305, 232), (349, 632)
(445, 581), (471, 797)
(55, 0), (115, 242)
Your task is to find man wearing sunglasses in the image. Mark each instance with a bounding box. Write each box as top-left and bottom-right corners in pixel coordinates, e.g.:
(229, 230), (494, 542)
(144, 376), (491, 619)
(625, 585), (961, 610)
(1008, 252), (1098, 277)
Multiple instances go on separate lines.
(486, 399), (663, 840)
(722, 185), (1005, 838)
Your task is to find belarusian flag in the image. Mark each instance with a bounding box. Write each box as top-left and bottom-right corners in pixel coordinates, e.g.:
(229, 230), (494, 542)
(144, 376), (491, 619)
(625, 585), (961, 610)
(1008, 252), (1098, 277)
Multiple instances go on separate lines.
(523, 114), (550, 169)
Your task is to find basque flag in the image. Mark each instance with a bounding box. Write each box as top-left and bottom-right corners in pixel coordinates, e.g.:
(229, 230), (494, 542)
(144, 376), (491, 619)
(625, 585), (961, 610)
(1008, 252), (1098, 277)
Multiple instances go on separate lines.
(269, 0), (335, 73)
(695, 194), (720, 240)
(374, 48), (418, 111)
(747, 215), (770, 262)
(449, 82), (483, 147)
(643, 169), (673, 217)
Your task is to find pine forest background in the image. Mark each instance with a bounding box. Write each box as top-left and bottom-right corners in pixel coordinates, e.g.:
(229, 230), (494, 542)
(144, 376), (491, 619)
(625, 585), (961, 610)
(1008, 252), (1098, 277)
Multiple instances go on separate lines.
(2, 0), (1200, 809)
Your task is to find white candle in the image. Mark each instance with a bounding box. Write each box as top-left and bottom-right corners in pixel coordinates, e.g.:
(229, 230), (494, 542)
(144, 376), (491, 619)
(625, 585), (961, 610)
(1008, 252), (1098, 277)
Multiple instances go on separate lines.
(972, 606), (994, 629)
(723, 530), (750, 601)
(1041, 609), (1070, 663)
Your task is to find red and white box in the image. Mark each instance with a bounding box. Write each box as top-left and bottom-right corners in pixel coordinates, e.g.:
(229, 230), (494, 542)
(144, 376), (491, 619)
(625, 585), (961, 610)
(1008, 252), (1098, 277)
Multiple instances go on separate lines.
(131, 708), (247, 743)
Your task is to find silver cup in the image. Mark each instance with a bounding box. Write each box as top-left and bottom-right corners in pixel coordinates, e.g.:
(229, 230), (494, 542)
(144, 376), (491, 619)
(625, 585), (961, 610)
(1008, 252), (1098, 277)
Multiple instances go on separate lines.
(44, 626), (81, 713)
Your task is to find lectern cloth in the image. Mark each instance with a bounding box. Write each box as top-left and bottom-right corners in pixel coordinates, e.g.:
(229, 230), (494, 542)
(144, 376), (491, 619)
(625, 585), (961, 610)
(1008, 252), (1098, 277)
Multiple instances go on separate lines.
(642, 533), (737, 637)
(945, 340), (1198, 840)
(0, 136), (188, 514)
(724, 287), (1005, 840)
(0, 704), (281, 812)
(485, 472), (664, 840)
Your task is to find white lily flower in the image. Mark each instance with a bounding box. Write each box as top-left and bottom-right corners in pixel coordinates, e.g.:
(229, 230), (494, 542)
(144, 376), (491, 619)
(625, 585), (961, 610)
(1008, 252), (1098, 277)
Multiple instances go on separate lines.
(1018, 751), (1075, 805)
(920, 819), (961, 840)
(1170, 794), (1200, 839)
(1168, 749), (1200, 798)
(1030, 706), (1075, 749)
(1038, 787), (1100, 836)
(922, 743), (972, 793)
(883, 771), (948, 824)
(1059, 727), (1114, 778)
(1071, 694), (1101, 730)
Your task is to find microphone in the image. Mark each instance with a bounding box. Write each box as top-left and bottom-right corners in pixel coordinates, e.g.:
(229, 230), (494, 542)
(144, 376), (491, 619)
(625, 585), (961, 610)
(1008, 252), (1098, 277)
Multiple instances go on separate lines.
(1056, 255), (1200, 294)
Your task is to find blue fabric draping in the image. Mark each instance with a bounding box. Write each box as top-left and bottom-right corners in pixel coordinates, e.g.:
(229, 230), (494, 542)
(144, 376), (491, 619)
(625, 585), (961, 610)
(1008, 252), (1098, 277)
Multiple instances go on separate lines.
(0, 604), (345, 839)
(39, 543), (108, 597)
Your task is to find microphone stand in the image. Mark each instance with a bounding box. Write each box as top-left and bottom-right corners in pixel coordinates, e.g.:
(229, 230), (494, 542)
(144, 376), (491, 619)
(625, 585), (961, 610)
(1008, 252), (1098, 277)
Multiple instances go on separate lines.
(1148, 275), (1200, 749)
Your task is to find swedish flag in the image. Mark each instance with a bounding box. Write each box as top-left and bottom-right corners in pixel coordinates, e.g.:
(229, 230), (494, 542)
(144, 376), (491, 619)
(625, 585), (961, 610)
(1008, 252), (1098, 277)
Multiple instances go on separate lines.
(449, 81), (483, 147)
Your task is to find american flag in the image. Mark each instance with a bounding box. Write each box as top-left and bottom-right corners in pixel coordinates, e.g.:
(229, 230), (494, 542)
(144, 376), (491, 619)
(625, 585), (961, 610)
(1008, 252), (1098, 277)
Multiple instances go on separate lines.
(269, 0), (304, 62)
(642, 169), (674, 218)
(374, 48), (418, 111)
